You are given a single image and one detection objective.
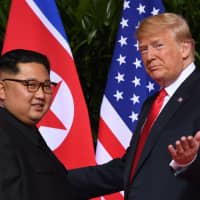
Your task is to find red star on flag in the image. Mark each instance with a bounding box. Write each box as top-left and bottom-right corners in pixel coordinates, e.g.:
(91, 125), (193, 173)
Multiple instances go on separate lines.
(37, 81), (66, 130)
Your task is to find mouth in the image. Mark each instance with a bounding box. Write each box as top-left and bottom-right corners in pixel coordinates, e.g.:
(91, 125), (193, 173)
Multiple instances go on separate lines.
(147, 64), (161, 72)
(32, 103), (45, 111)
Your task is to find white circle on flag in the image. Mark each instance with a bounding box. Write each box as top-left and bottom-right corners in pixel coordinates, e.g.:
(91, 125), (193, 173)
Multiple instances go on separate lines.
(39, 70), (74, 150)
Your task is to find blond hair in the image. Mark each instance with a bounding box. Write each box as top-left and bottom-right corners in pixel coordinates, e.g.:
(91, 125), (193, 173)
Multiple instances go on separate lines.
(136, 13), (194, 44)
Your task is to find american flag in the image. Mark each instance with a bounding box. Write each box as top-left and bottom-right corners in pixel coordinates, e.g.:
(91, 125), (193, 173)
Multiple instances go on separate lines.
(96, 0), (164, 199)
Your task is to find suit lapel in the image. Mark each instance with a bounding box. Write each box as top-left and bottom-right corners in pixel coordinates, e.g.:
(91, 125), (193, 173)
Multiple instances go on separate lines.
(20, 125), (48, 149)
(124, 95), (155, 184)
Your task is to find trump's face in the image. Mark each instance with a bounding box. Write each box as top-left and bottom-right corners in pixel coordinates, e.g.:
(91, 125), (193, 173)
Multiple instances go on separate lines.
(139, 30), (189, 87)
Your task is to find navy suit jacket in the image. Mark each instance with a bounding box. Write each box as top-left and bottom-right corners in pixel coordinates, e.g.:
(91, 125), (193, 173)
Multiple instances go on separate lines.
(68, 68), (200, 200)
(0, 108), (84, 200)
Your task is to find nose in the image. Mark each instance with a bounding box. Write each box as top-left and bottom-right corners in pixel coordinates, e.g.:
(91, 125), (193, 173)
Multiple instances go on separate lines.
(34, 86), (45, 98)
(146, 46), (156, 61)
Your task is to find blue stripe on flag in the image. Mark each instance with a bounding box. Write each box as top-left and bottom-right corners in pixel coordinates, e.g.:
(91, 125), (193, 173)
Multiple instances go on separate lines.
(33, 0), (68, 41)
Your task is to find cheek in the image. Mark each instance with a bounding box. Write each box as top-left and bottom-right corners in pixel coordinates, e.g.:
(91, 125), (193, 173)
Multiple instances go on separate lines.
(166, 51), (183, 70)
(17, 91), (33, 104)
(45, 95), (53, 107)
(141, 55), (148, 65)
(6, 90), (26, 104)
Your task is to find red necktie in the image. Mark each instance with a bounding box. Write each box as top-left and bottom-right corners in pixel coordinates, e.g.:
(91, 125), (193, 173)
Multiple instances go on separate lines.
(130, 89), (167, 181)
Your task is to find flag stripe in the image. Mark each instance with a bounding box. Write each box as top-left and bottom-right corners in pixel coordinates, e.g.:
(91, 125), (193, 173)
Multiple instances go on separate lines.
(96, 141), (112, 165)
(26, 0), (73, 57)
(102, 192), (124, 200)
(29, 0), (67, 38)
(101, 95), (132, 148)
(98, 118), (125, 158)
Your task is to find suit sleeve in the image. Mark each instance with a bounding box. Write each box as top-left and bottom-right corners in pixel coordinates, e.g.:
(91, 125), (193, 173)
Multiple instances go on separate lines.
(175, 150), (200, 183)
(66, 158), (124, 199)
(174, 117), (200, 184)
(0, 128), (22, 200)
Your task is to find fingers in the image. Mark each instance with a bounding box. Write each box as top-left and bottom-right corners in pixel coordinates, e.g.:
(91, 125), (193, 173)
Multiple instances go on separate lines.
(175, 140), (183, 156)
(181, 136), (197, 150)
(187, 136), (196, 148)
(169, 131), (200, 158)
(175, 136), (193, 153)
(168, 136), (194, 157)
(176, 136), (197, 150)
(178, 137), (189, 151)
(194, 131), (200, 143)
(168, 138), (186, 157)
(168, 135), (199, 165)
(168, 144), (176, 157)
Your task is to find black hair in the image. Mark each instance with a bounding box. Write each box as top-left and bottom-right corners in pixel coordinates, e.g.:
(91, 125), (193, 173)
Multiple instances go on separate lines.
(0, 49), (51, 74)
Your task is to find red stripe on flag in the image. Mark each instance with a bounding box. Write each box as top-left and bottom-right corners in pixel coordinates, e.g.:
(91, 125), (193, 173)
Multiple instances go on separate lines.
(98, 118), (125, 158)
(103, 192), (124, 200)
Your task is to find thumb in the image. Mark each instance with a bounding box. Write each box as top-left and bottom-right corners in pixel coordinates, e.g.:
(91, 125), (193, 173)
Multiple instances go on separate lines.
(194, 131), (200, 143)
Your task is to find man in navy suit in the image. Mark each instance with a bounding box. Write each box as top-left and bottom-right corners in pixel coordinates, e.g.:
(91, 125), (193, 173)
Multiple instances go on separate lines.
(67, 13), (200, 200)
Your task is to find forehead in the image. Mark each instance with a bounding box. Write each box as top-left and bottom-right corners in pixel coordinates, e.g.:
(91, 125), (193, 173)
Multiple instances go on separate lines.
(138, 30), (175, 46)
(17, 62), (48, 74)
(0, 62), (50, 81)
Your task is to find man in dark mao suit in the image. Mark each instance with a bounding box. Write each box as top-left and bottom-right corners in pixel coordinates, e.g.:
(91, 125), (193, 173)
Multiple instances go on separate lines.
(0, 49), (83, 200)
(66, 13), (200, 200)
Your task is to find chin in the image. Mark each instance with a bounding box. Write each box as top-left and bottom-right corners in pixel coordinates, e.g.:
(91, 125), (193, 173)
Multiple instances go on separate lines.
(30, 115), (43, 123)
(151, 74), (164, 82)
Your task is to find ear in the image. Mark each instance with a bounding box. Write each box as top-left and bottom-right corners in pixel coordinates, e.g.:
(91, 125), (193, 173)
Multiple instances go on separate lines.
(180, 40), (194, 59)
(0, 81), (6, 101)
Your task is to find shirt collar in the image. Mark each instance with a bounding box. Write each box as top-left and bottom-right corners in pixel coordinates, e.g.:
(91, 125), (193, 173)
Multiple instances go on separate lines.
(165, 62), (195, 97)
